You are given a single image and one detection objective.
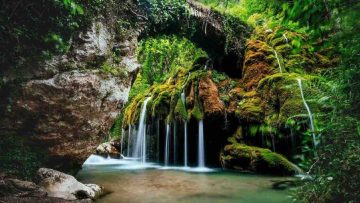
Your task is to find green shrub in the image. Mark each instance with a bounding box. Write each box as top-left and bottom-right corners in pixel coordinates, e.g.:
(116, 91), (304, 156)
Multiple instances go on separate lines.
(0, 134), (47, 180)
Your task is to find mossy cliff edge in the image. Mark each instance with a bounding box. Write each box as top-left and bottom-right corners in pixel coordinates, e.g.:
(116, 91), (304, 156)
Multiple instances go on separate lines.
(118, 20), (332, 174)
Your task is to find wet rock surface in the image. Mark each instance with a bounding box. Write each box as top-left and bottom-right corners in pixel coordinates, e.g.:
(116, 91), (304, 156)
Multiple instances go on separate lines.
(36, 168), (103, 201)
(0, 168), (102, 202)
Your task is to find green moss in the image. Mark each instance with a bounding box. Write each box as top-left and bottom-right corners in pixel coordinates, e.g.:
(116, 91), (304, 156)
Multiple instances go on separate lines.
(110, 112), (123, 140)
(236, 96), (263, 122)
(222, 143), (299, 175)
(174, 96), (188, 121)
(190, 98), (204, 120)
(100, 61), (128, 78)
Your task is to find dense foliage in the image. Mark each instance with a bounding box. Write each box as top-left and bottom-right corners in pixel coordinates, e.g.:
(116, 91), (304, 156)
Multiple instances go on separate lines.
(0, 0), (105, 72)
(1, 0), (359, 201)
(129, 35), (207, 100)
(197, 0), (360, 202)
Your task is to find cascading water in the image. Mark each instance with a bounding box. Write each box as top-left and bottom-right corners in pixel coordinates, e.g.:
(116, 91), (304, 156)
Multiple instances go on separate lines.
(156, 119), (160, 163)
(198, 120), (205, 168)
(120, 129), (124, 155)
(165, 124), (170, 166)
(133, 97), (151, 163)
(127, 125), (132, 157)
(297, 79), (317, 147)
(173, 122), (177, 165)
(273, 49), (283, 73)
(283, 33), (288, 44)
(181, 91), (188, 167)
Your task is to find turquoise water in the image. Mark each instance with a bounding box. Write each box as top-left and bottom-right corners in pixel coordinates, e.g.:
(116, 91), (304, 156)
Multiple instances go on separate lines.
(77, 162), (293, 203)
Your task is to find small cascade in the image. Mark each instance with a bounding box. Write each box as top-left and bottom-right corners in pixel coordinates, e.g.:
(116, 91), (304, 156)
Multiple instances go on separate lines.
(120, 129), (124, 155)
(198, 120), (205, 168)
(133, 97), (151, 163)
(297, 79), (317, 147)
(156, 118), (160, 163)
(165, 124), (170, 166)
(180, 91), (188, 167)
(273, 49), (283, 73)
(173, 122), (177, 165)
(184, 122), (188, 167)
(283, 33), (288, 44)
(127, 125), (132, 157)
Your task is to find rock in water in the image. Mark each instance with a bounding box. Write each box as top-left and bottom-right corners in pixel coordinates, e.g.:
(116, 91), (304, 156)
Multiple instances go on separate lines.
(221, 143), (302, 176)
(36, 168), (103, 201)
(96, 142), (120, 156)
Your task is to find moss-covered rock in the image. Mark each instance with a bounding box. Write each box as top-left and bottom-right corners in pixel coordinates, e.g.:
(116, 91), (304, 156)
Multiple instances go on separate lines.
(221, 143), (301, 175)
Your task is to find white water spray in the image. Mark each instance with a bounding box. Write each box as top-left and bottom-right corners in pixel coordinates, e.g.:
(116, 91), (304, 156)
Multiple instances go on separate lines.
(273, 49), (283, 73)
(297, 79), (317, 147)
(180, 91), (188, 167)
(283, 33), (288, 44)
(133, 97), (151, 163)
(127, 125), (132, 157)
(165, 124), (170, 166)
(120, 129), (124, 155)
(173, 122), (177, 165)
(198, 120), (205, 168)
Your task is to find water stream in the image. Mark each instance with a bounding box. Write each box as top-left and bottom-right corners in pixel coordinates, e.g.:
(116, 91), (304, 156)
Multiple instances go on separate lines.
(120, 129), (124, 155)
(297, 79), (317, 147)
(127, 125), (132, 157)
(181, 91), (188, 167)
(273, 49), (283, 73)
(283, 33), (288, 44)
(165, 123), (170, 167)
(198, 120), (205, 168)
(133, 97), (151, 163)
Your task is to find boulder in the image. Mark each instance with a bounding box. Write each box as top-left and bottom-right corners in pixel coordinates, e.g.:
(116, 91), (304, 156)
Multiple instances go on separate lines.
(0, 18), (141, 173)
(36, 168), (103, 201)
(96, 142), (120, 156)
(221, 143), (302, 176)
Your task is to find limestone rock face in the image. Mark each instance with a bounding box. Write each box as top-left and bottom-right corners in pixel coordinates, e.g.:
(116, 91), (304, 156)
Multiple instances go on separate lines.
(4, 70), (130, 171)
(36, 168), (103, 201)
(0, 19), (141, 172)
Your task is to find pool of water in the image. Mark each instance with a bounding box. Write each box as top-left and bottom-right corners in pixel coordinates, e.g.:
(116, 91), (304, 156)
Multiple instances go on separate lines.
(77, 156), (294, 203)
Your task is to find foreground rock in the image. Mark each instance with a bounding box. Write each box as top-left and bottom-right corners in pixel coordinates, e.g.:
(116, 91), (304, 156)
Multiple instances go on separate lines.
(36, 168), (103, 201)
(221, 143), (302, 176)
(0, 171), (71, 202)
(0, 17), (142, 172)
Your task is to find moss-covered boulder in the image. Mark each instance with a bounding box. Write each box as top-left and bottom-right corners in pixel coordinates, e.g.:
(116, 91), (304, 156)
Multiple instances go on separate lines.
(221, 143), (302, 175)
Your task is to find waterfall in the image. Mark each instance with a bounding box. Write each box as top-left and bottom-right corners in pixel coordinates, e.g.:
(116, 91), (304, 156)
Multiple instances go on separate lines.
(273, 49), (283, 73)
(120, 129), (124, 155)
(283, 33), (288, 44)
(165, 124), (170, 166)
(184, 122), (188, 167)
(181, 91), (188, 167)
(173, 122), (177, 165)
(297, 79), (317, 147)
(133, 97), (151, 163)
(198, 120), (205, 168)
(127, 125), (132, 157)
